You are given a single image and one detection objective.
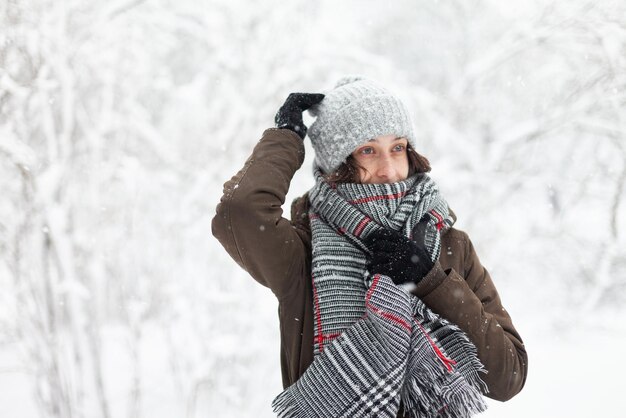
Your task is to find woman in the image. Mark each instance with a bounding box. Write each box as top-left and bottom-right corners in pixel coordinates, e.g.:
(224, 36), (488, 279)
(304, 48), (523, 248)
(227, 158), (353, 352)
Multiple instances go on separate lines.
(212, 77), (527, 417)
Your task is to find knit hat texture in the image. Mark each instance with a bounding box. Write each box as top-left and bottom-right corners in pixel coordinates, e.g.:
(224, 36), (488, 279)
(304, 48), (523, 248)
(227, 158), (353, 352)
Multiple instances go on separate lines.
(307, 76), (417, 174)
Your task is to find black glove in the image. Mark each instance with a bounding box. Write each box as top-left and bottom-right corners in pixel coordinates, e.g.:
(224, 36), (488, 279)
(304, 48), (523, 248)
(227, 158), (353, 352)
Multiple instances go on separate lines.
(363, 220), (435, 286)
(274, 93), (325, 139)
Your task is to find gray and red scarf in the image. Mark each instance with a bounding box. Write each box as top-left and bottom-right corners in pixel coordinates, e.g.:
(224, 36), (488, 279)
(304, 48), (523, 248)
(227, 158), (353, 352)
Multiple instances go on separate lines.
(273, 168), (488, 418)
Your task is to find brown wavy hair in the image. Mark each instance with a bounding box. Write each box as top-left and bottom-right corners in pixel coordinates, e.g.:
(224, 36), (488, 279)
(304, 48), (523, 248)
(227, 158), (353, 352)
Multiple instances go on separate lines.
(323, 145), (431, 184)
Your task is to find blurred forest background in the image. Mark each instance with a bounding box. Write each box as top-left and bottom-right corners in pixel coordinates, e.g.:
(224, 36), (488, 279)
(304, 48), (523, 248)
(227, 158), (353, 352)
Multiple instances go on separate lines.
(1, 0), (624, 417)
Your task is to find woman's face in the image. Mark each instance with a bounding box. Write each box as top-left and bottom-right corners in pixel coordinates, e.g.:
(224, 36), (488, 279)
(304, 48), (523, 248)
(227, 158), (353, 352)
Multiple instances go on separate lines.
(351, 134), (410, 184)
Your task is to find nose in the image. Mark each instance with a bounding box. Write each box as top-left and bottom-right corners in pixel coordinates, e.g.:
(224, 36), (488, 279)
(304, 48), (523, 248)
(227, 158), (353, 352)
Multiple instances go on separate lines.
(375, 155), (396, 181)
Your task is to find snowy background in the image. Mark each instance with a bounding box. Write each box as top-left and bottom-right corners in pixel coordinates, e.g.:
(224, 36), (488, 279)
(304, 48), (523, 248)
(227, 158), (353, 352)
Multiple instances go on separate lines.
(1, 0), (625, 417)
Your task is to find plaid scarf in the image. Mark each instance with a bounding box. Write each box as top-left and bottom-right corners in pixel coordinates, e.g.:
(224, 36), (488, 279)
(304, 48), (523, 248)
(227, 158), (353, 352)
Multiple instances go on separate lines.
(272, 169), (488, 418)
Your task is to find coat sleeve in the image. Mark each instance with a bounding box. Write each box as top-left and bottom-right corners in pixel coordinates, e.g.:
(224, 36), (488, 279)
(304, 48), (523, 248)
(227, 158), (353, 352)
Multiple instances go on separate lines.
(211, 128), (310, 299)
(413, 231), (528, 402)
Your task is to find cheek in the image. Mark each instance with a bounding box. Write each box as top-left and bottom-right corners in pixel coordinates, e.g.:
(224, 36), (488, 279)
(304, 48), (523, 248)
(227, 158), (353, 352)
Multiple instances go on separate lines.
(350, 155), (372, 182)
(356, 160), (374, 181)
(353, 154), (373, 171)
(360, 158), (376, 171)
(396, 154), (410, 176)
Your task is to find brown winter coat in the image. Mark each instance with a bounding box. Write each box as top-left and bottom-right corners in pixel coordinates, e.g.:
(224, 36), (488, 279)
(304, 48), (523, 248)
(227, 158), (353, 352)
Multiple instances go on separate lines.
(212, 128), (528, 407)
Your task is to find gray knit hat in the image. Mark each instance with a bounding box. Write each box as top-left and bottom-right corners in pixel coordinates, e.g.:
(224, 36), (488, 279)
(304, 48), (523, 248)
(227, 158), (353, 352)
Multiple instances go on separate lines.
(307, 76), (417, 174)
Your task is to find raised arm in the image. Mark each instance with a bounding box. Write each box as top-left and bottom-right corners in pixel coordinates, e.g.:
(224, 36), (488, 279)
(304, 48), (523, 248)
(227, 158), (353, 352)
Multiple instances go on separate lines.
(212, 128), (310, 298)
(212, 93), (323, 298)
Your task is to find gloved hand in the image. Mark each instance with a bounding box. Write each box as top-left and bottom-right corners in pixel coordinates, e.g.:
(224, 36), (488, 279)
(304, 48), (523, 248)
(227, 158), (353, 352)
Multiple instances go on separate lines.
(274, 93), (325, 139)
(363, 220), (435, 286)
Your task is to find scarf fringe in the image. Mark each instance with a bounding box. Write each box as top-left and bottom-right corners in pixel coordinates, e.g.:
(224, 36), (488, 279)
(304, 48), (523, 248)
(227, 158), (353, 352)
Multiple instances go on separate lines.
(272, 391), (305, 418)
(400, 299), (488, 417)
(401, 371), (488, 418)
(414, 295), (488, 392)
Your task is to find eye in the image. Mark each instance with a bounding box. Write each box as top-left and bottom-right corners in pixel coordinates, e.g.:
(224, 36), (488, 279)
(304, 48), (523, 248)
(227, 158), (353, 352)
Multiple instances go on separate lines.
(392, 144), (406, 152)
(359, 147), (374, 155)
